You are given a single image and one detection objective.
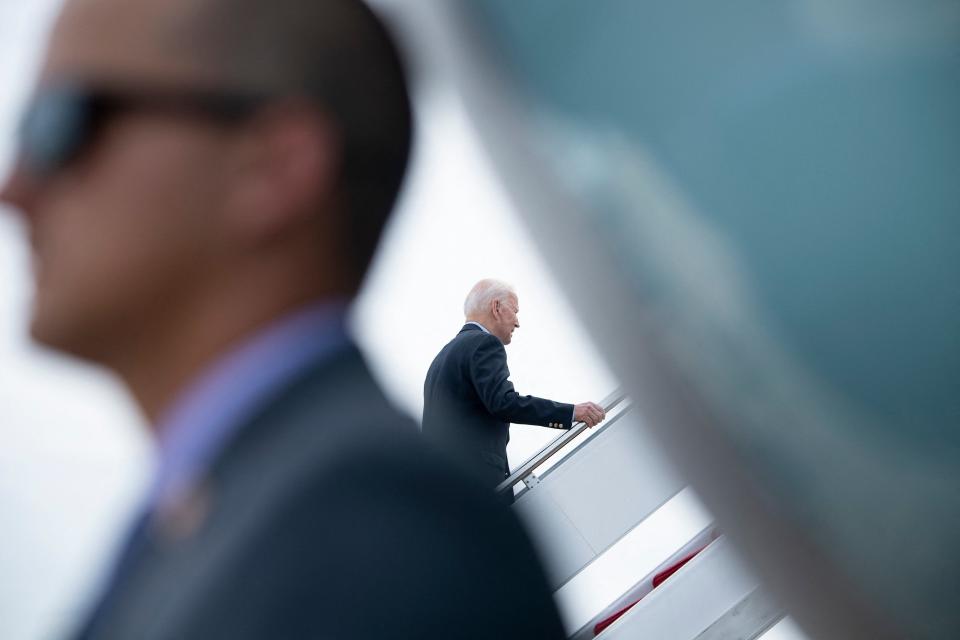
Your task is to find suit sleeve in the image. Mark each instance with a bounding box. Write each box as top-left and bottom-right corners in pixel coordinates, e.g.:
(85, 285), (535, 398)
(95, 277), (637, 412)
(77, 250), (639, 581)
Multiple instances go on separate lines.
(468, 335), (575, 429)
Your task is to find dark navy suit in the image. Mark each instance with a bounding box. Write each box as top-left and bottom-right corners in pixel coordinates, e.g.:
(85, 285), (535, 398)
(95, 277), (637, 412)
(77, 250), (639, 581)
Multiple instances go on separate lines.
(73, 345), (565, 640)
(422, 324), (574, 491)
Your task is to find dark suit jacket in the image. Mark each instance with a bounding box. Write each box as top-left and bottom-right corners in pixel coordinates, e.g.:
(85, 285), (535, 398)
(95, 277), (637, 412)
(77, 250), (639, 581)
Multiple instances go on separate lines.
(421, 324), (574, 489)
(74, 344), (565, 640)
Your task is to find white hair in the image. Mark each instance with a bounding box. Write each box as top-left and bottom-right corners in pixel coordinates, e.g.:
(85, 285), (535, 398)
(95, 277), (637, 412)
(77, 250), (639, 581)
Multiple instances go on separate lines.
(464, 279), (517, 317)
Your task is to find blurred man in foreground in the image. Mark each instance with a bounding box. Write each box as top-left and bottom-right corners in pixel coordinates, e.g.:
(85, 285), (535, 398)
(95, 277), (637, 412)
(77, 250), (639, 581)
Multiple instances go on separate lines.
(0, 1), (565, 638)
(423, 279), (605, 498)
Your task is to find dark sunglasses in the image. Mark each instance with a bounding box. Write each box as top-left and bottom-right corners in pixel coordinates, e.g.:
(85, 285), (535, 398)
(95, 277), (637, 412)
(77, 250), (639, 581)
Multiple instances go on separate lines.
(15, 82), (269, 178)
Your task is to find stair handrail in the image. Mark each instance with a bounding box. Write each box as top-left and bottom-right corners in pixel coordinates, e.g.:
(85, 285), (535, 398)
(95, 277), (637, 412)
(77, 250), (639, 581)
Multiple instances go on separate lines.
(496, 388), (628, 495)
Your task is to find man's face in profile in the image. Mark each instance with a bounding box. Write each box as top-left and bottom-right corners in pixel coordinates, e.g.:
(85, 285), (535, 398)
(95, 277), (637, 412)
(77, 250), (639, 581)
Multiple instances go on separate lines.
(1, 0), (235, 364)
(494, 294), (520, 345)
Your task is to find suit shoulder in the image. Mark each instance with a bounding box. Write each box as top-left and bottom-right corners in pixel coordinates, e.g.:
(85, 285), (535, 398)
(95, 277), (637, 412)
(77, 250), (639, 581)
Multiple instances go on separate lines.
(460, 330), (502, 353)
(263, 436), (566, 638)
(218, 345), (420, 477)
(434, 330), (499, 363)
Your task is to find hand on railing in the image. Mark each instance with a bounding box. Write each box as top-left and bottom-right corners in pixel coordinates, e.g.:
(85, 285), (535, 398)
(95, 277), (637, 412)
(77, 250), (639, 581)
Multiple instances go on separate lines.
(497, 389), (628, 495)
(574, 402), (606, 428)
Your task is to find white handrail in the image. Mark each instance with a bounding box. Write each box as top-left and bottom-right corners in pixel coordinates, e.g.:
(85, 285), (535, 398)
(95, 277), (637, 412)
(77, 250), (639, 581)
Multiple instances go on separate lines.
(496, 388), (628, 495)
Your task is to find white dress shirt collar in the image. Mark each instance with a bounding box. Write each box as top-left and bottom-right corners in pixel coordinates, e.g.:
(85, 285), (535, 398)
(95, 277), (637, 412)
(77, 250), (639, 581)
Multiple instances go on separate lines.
(465, 321), (490, 334)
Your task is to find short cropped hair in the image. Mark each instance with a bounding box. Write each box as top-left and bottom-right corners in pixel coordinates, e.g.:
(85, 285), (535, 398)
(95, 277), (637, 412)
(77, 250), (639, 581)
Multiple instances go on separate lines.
(184, 0), (413, 289)
(464, 279), (517, 317)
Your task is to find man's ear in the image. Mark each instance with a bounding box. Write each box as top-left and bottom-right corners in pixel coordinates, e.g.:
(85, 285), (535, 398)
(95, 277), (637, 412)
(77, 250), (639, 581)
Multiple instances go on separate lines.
(223, 102), (340, 241)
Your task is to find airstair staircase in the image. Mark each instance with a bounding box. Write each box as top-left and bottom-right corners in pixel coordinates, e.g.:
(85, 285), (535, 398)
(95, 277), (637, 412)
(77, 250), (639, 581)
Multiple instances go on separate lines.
(500, 391), (789, 639)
